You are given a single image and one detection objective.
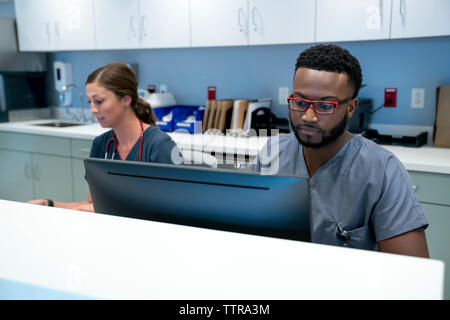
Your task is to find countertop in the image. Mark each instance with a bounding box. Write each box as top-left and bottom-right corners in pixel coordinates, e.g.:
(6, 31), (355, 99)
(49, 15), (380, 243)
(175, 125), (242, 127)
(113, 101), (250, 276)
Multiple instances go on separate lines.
(0, 199), (444, 299)
(1, 119), (450, 174)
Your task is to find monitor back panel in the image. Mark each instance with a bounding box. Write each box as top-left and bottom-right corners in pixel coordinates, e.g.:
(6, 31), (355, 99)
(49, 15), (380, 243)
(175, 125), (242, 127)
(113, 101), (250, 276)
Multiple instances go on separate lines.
(85, 159), (311, 242)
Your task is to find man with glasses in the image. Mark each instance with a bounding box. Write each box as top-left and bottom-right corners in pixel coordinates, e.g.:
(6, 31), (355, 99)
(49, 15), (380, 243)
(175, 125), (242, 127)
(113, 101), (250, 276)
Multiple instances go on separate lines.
(250, 44), (429, 257)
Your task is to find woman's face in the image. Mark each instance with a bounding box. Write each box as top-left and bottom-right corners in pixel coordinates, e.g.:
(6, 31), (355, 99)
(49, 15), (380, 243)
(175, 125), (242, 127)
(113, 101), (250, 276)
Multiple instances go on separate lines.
(86, 81), (131, 128)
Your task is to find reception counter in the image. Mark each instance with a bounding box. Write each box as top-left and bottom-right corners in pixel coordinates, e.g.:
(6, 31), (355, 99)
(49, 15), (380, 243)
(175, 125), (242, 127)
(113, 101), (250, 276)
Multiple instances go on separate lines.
(0, 200), (444, 299)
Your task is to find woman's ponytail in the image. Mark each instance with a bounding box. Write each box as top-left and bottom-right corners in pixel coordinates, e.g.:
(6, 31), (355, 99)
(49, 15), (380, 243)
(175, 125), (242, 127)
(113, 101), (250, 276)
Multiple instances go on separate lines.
(134, 97), (157, 126)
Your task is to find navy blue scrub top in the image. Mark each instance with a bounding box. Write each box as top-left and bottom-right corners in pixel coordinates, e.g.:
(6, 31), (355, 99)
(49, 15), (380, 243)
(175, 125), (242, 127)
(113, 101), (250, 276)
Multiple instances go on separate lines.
(89, 125), (181, 164)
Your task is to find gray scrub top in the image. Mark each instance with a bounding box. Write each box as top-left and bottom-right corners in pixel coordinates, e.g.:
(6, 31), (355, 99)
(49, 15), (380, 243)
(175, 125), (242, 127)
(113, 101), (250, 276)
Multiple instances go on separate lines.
(89, 126), (182, 163)
(249, 133), (428, 251)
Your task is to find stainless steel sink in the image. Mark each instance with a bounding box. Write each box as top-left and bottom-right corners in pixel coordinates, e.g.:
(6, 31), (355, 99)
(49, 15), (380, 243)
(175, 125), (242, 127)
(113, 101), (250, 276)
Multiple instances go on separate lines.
(32, 121), (86, 128)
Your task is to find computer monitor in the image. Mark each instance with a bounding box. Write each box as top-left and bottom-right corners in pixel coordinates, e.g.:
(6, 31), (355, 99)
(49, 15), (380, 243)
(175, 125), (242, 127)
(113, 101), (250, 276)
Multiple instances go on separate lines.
(84, 158), (312, 242)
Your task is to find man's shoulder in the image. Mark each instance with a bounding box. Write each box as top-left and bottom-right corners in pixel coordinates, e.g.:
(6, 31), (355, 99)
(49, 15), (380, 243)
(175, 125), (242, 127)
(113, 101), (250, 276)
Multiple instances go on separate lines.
(347, 135), (403, 171)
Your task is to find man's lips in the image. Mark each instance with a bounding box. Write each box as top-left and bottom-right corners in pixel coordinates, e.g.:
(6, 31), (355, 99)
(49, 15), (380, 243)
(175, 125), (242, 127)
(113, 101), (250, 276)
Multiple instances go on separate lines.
(298, 125), (320, 135)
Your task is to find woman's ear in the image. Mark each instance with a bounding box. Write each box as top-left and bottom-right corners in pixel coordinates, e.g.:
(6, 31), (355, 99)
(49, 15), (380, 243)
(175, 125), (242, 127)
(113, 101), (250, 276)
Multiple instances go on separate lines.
(346, 98), (358, 119)
(121, 95), (132, 107)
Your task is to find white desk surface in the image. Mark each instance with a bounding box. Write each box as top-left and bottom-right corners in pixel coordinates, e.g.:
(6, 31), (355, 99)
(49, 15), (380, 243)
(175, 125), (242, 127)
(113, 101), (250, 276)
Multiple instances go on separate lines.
(0, 200), (444, 300)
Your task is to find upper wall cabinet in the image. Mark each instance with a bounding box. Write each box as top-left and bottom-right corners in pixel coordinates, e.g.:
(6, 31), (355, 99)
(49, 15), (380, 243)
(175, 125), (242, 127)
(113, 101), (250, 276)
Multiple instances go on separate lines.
(190, 0), (315, 47)
(94, 0), (140, 49)
(316, 0), (392, 42)
(95, 0), (190, 50)
(139, 0), (190, 48)
(190, 0), (248, 47)
(15, 0), (96, 51)
(390, 0), (450, 39)
(248, 0), (315, 45)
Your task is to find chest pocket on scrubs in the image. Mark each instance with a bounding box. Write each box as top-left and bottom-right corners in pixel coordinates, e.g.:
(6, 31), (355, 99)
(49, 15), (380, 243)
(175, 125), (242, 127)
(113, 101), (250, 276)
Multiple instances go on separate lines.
(316, 220), (377, 251)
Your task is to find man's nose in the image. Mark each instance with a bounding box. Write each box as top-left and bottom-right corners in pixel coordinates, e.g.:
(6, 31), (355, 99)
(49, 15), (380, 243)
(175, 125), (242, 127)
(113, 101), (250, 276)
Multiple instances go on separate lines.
(302, 104), (318, 122)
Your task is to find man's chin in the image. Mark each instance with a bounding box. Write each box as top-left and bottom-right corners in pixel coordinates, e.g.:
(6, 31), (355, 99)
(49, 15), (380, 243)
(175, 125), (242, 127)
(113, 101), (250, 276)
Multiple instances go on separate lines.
(295, 132), (328, 149)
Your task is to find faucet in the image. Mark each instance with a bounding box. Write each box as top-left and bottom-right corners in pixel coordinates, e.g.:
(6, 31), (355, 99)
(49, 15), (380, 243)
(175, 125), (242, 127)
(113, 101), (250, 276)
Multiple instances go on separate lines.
(59, 84), (90, 122)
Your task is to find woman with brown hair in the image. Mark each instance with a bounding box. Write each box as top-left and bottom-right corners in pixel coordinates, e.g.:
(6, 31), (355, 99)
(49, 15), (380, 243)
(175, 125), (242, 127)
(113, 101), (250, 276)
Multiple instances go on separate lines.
(28, 62), (181, 212)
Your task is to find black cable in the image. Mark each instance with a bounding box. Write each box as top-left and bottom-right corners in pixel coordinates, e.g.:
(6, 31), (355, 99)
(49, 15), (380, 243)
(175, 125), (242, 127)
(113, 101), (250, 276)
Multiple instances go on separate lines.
(370, 102), (386, 115)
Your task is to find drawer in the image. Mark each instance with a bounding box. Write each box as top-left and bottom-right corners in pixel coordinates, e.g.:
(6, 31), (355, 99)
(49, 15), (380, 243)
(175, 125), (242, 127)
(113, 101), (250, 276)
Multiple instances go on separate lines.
(408, 170), (450, 206)
(0, 131), (70, 157)
(71, 138), (93, 159)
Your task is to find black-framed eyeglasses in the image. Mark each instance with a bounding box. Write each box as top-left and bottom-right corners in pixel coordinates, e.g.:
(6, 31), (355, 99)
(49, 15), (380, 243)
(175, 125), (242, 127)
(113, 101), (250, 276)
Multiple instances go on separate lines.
(287, 95), (353, 115)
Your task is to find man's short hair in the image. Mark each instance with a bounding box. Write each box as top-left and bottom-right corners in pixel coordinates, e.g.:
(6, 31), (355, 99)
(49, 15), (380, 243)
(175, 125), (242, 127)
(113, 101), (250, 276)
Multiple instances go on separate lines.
(295, 44), (363, 99)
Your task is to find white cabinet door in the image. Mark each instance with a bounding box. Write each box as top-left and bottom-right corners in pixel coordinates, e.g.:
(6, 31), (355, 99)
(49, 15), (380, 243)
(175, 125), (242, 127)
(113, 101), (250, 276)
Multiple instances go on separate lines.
(139, 0), (190, 48)
(0, 150), (34, 202)
(94, 0), (140, 49)
(391, 0), (450, 39)
(190, 0), (248, 47)
(421, 203), (450, 300)
(32, 154), (74, 202)
(15, 0), (54, 51)
(248, 0), (315, 45)
(52, 0), (96, 50)
(316, 0), (392, 42)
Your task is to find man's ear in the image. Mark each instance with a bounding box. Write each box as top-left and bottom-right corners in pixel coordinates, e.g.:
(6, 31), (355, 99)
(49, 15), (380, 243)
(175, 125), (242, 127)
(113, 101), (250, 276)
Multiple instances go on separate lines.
(346, 98), (358, 119)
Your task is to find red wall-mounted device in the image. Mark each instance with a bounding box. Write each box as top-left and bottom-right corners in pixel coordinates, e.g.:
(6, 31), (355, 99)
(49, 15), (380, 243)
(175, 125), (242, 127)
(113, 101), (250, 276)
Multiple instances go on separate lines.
(208, 86), (216, 100)
(384, 88), (397, 107)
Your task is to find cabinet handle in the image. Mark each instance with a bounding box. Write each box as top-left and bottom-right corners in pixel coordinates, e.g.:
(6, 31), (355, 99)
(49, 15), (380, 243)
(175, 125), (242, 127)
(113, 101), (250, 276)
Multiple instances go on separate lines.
(80, 148), (90, 154)
(252, 6), (257, 31)
(54, 21), (60, 44)
(412, 185), (419, 192)
(399, 0), (406, 16)
(32, 164), (40, 181)
(129, 16), (137, 39)
(140, 15), (147, 43)
(46, 21), (51, 45)
(379, 0), (383, 27)
(24, 163), (32, 180)
(237, 7), (244, 32)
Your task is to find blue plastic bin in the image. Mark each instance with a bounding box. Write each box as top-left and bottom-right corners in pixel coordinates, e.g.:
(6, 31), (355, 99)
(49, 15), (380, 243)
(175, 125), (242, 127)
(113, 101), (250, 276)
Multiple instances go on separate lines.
(154, 105), (203, 132)
(173, 106), (205, 133)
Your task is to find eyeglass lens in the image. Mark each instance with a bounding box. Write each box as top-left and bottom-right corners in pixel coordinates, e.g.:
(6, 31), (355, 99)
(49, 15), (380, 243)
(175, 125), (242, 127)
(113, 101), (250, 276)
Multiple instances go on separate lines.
(289, 99), (335, 114)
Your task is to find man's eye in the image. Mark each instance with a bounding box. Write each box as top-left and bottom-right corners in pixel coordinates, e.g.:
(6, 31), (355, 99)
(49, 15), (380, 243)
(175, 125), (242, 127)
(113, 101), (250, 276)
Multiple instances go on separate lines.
(317, 102), (334, 110)
(294, 100), (308, 108)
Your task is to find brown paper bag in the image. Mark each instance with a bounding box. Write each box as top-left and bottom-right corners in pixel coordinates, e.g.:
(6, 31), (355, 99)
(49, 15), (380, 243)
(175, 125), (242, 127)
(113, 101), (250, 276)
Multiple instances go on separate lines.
(202, 100), (213, 132)
(434, 86), (450, 148)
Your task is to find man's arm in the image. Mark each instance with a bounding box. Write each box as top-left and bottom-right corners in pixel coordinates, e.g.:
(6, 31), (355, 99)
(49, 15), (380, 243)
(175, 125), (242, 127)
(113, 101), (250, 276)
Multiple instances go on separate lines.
(378, 227), (429, 258)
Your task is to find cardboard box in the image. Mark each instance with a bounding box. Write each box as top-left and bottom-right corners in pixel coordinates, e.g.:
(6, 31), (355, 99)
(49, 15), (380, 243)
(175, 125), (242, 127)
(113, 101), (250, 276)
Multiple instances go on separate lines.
(434, 86), (450, 148)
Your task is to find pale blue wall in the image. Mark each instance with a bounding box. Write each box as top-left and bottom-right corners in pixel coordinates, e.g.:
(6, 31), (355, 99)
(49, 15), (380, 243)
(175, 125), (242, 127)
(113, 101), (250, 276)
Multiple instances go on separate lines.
(48, 36), (450, 126)
(2, 2), (450, 126)
(0, 2), (15, 17)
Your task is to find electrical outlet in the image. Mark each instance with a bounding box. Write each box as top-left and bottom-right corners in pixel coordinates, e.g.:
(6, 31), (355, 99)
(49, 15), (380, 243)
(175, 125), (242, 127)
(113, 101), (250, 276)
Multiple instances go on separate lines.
(411, 88), (425, 109)
(384, 88), (397, 107)
(160, 84), (167, 93)
(279, 87), (289, 105)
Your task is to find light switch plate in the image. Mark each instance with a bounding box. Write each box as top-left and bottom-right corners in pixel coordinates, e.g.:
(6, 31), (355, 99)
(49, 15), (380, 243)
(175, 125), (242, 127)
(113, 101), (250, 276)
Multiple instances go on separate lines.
(279, 87), (289, 105)
(411, 88), (425, 109)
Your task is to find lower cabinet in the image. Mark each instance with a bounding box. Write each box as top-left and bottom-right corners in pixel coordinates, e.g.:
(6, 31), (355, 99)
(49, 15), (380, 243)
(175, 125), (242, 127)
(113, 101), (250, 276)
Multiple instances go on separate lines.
(409, 170), (450, 300)
(0, 132), (92, 203)
(0, 149), (34, 202)
(0, 149), (73, 202)
(70, 138), (93, 202)
(32, 153), (73, 202)
(421, 203), (450, 300)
